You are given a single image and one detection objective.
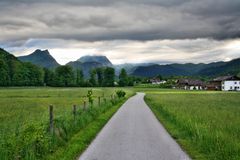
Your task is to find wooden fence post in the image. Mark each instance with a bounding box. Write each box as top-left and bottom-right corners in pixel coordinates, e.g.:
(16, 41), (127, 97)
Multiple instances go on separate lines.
(73, 105), (77, 121)
(49, 105), (54, 135)
(104, 97), (107, 104)
(83, 100), (86, 111)
(98, 96), (101, 107)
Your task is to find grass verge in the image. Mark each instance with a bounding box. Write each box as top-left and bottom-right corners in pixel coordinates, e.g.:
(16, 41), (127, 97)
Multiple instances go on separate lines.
(144, 92), (240, 160)
(47, 97), (129, 160)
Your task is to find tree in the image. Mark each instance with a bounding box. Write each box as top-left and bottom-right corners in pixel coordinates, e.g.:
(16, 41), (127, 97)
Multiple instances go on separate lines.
(0, 60), (10, 86)
(89, 69), (97, 87)
(11, 62), (44, 86)
(0, 48), (43, 86)
(127, 76), (135, 86)
(119, 68), (128, 87)
(55, 65), (75, 86)
(23, 63), (44, 86)
(156, 74), (163, 80)
(44, 68), (55, 86)
(76, 69), (84, 86)
(96, 68), (104, 86)
(103, 67), (115, 87)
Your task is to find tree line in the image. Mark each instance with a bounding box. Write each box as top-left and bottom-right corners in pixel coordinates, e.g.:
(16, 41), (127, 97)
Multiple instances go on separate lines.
(44, 66), (134, 87)
(0, 48), (161, 88)
(0, 49), (44, 86)
(0, 48), (135, 87)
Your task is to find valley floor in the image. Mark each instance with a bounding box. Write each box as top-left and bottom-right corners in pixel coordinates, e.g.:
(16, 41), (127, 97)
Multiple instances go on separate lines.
(0, 87), (239, 160)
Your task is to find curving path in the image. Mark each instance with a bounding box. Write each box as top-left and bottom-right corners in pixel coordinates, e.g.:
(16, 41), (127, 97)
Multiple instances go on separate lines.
(79, 93), (191, 160)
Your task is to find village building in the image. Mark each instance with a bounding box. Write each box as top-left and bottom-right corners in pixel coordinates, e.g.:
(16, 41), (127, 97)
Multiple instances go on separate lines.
(176, 79), (205, 90)
(149, 78), (166, 85)
(207, 75), (240, 91)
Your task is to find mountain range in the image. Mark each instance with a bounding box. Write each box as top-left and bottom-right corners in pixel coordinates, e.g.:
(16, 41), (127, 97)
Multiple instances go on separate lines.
(132, 59), (240, 77)
(16, 49), (240, 77)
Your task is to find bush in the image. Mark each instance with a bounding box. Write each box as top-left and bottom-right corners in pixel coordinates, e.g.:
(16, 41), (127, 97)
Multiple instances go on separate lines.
(116, 90), (126, 98)
(87, 90), (94, 106)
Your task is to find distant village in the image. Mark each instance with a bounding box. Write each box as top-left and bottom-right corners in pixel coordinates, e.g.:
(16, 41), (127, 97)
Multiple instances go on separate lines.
(148, 75), (240, 91)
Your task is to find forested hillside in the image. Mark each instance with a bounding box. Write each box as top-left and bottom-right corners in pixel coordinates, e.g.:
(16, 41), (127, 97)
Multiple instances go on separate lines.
(132, 58), (240, 77)
(0, 48), (44, 86)
(0, 49), (128, 87)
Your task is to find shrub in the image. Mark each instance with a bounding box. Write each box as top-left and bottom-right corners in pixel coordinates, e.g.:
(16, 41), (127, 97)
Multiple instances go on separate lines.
(87, 90), (94, 106)
(116, 90), (126, 98)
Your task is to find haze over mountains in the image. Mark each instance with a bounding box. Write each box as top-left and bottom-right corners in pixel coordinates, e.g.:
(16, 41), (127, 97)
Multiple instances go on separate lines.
(16, 49), (240, 78)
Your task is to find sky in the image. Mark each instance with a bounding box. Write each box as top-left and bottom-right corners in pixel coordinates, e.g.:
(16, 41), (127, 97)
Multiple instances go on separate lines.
(0, 0), (240, 65)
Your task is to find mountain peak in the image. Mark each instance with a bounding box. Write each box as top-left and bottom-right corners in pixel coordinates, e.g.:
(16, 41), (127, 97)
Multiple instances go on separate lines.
(18, 49), (59, 69)
(77, 55), (112, 66)
(32, 49), (50, 56)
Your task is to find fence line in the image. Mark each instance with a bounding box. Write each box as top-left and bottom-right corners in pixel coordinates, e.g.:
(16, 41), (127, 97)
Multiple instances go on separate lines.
(48, 95), (119, 134)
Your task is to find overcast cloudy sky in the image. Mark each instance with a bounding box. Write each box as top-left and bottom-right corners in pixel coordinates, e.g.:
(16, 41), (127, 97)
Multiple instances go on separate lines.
(0, 0), (240, 64)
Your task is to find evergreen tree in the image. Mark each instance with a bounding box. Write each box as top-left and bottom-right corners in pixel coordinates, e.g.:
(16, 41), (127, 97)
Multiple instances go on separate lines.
(24, 62), (44, 86)
(119, 68), (128, 87)
(103, 67), (115, 87)
(0, 59), (10, 86)
(89, 69), (97, 87)
(156, 74), (163, 80)
(96, 68), (104, 87)
(76, 69), (84, 86)
(43, 68), (55, 86)
(55, 65), (75, 86)
(127, 76), (135, 86)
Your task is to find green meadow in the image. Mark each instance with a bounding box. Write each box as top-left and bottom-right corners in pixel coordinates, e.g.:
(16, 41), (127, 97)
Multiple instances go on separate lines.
(1, 87), (240, 160)
(0, 87), (134, 160)
(145, 90), (240, 160)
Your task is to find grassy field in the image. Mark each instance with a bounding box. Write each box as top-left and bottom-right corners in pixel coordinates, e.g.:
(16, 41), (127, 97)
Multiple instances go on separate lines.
(144, 90), (240, 160)
(0, 87), (134, 160)
(1, 87), (240, 160)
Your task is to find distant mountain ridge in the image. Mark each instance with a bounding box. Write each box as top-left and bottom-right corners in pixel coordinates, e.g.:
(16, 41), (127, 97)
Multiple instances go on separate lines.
(15, 49), (240, 77)
(67, 55), (113, 77)
(198, 58), (240, 76)
(114, 63), (155, 75)
(132, 58), (240, 77)
(18, 49), (60, 69)
(67, 61), (104, 77)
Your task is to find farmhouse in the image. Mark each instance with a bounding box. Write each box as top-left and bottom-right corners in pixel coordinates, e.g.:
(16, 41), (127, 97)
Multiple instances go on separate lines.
(221, 76), (240, 91)
(149, 78), (166, 85)
(177, 79), (205, 90)
(207, 75), (240, 91)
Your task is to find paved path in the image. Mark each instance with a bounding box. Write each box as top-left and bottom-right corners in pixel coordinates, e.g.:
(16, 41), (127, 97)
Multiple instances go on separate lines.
(79, 93), (191, 160)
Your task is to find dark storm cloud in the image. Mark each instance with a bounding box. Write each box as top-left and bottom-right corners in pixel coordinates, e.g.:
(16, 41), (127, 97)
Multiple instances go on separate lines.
(0, 0), (240, 44)
(0, 0), (190, 6)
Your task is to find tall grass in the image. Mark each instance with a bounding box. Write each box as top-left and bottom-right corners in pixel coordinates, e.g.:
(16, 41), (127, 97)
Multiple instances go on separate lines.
(145, 91), (240, 160)
(0, 87), (134, 160)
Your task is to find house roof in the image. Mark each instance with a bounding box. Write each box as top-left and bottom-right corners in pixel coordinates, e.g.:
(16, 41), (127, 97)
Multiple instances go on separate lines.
(177, 79), (205, 86)
(213, 75), (240, 81)
(149, 78), (161, 82)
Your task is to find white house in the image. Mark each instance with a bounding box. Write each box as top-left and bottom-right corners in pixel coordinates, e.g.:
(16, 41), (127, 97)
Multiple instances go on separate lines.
(222, 80), (240, 91)
(149, 78), (166, 85)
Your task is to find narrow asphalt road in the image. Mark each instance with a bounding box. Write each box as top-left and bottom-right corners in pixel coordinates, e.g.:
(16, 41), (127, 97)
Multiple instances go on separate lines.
(79, 93), (191, 160)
